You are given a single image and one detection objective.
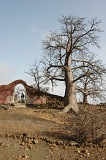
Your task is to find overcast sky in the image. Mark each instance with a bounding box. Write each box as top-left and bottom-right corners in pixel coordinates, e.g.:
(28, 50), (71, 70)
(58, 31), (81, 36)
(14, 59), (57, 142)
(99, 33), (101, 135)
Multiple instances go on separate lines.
(0, 0), (106, 95)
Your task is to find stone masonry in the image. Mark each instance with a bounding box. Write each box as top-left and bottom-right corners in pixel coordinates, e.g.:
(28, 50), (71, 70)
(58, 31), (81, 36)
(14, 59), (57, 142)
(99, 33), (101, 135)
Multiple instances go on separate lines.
(0, 79), (47, 105)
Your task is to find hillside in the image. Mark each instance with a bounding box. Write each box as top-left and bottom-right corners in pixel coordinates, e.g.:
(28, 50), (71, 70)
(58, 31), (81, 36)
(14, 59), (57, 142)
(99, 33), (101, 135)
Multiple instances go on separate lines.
(0, 104), (106, 160)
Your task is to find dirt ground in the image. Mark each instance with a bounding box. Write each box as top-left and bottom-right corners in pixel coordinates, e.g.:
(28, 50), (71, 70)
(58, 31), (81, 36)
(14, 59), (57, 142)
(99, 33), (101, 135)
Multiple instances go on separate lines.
(0, 104), (106, 160)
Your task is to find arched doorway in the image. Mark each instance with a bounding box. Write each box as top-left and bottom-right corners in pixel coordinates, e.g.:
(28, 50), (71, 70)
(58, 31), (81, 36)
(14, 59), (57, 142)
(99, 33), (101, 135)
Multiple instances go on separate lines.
(14, 84), (26, 104)
(0, 79), (47, 106)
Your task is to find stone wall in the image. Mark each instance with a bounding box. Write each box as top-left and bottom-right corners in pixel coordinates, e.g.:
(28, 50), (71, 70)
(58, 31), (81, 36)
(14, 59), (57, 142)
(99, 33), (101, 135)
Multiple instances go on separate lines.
(0, 80), (47, 105)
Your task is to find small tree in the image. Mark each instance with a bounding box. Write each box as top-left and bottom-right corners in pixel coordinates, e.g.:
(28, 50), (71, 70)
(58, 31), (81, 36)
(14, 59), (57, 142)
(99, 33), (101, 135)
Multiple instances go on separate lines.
(42, 15), (102, 113)
(74, 54), (106, 104)
(26, 59), (48, 92)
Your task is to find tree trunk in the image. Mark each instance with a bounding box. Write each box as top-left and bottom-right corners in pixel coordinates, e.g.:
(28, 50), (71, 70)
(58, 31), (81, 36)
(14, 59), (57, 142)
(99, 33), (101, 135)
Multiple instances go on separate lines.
(62, 66), (79, 113)
(82, 83), (88, 104)
(61, 41), (79, 113)
(83, 94), (88, 104)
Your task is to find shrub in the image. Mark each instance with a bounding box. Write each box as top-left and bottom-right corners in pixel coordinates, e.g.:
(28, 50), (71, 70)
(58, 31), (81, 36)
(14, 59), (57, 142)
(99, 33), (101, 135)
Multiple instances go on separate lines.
(70, 110), (104, 146)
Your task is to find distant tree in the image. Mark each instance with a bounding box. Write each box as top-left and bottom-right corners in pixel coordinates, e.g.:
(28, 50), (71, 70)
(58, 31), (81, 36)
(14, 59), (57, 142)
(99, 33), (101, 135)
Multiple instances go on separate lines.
(26, 59), (48, 92)
(42, 15), (102, 113)
(75, 54), (106, 104)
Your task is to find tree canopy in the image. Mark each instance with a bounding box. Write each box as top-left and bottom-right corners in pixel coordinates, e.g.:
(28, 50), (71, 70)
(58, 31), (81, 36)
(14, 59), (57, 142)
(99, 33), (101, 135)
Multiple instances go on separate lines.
(27, 15), (106, 113)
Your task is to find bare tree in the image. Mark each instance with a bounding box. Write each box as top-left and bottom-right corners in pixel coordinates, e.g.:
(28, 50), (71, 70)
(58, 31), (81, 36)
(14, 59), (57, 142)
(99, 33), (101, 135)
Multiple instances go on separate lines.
(26, 59), (48, 92)
(42, 15), (102, 113)
(75, 54), (106, 104)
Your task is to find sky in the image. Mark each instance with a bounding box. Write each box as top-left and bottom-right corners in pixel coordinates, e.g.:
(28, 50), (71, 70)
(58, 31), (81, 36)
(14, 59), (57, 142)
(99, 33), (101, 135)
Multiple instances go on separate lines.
(0, 0), (106, 96)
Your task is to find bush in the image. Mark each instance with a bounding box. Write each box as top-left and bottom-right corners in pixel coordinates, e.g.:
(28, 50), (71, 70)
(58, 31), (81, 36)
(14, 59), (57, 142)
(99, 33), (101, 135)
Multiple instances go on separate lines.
(70, 110), (104, 146)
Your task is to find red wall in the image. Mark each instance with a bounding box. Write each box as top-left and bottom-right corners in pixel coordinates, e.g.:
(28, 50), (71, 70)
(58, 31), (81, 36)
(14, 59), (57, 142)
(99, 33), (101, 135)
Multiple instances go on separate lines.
(0, 80), (46, 105)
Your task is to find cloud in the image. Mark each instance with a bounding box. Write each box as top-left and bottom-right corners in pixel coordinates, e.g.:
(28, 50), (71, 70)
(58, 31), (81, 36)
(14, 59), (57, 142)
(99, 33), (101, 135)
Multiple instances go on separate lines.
(0, 62), (15, 84)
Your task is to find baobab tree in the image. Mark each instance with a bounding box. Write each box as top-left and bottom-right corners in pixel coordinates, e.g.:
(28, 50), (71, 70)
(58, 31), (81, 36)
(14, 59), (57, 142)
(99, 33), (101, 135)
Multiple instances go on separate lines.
(74, 54), (106, 104)
(42, 15), (102, 113)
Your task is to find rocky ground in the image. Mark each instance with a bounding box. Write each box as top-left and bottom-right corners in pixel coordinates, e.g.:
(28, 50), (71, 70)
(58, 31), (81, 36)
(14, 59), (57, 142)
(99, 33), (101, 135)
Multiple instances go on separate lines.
(0, 104), (106, 160)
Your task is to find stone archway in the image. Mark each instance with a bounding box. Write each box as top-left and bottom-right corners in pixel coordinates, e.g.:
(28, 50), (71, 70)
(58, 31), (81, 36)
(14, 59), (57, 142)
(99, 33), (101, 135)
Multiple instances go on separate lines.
(0, 79), (47, 105)
(14, 84), (26, 104)
(0, 80), (28, 104)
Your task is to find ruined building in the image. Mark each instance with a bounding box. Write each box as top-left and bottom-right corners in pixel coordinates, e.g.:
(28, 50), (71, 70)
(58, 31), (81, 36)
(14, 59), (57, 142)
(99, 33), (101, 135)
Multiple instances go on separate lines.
(0, 79), (47, 105)
(0, 79), (63, 106)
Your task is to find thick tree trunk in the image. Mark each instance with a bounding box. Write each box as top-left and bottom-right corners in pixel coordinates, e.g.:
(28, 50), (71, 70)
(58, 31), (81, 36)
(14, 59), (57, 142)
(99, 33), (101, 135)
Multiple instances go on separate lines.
(62, 67), (79, 113)
(61, 42), (79, 113)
